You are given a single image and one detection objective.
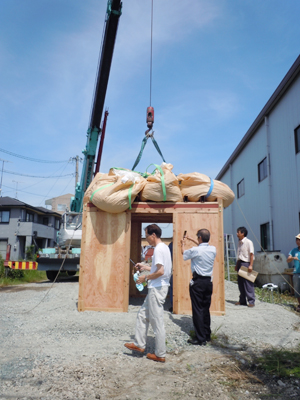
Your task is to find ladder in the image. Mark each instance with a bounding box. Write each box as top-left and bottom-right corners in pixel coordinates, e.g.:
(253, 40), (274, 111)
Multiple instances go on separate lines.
(224, 234), (237, 281)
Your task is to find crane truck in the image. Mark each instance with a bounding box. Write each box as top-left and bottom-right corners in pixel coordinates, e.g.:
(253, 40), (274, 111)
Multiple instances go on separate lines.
(34, 0), (123, 281)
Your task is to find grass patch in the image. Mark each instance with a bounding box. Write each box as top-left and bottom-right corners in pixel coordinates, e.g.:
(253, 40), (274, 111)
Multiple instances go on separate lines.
(255, 286), (298, 308)
(0, 255), (47, 286)
(224, 262), (237, 282)
(0, 270), (47, 287)
(256, 346), (300, 378)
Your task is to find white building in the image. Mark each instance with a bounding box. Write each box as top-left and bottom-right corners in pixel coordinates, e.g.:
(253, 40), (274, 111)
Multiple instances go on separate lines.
(216, 55), (300, 258)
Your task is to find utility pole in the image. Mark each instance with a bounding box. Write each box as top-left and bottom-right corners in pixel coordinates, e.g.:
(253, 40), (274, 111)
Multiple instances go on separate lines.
(0, 158), (12, 197)
(69, 156), (82, 193)
(12, 180), (23, 199)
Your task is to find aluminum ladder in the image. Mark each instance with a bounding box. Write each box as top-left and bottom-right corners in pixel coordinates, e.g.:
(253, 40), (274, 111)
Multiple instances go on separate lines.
(224, 234), (237, 281)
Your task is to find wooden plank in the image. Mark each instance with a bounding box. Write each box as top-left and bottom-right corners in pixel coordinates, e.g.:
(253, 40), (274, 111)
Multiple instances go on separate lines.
(129, 219), (142, 296)
(78, 206), (131, 312)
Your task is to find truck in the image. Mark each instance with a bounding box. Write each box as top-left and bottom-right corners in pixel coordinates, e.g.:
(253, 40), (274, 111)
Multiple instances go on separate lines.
(5, 0), (122, 281)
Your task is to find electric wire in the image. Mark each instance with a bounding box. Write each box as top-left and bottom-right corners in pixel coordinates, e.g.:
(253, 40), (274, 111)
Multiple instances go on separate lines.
(3, 169), (74, 178)
(0, 147), (68, 163)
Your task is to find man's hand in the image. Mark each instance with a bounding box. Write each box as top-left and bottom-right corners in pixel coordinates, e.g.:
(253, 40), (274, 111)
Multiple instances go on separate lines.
(135, 263), (151, 272)
(136, 274), (146, 285)
(248, 265), (253, 273)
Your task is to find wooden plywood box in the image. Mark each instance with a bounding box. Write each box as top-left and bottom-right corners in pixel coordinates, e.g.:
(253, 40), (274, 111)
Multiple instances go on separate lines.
(78, 200), (225, 315)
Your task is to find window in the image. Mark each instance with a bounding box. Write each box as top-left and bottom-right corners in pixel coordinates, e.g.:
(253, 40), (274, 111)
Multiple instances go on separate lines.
(55, 219), (60, 230)
(43, 217), (49, 226)
(57, 204), (67, 212)
(237, 179), (245, 198)
(0, 210), (10, 223)
(260, 223), (270, 250)
(295, 125), (300, 154)
(26, 212), (34, 222)
(258, 157), (268, 182)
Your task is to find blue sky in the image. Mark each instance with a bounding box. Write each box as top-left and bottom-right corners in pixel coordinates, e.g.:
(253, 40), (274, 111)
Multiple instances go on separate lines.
(1, 0), (300, 210)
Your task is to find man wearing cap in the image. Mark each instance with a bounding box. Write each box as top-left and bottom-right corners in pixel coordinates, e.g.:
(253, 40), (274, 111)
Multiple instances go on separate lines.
(287, 234), (300, 312)
(235, 226), (255, 307)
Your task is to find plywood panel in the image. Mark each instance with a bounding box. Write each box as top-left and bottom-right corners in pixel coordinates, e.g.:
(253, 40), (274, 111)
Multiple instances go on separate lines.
(173, 200), (225, 315)
(78, 204), (131, 312)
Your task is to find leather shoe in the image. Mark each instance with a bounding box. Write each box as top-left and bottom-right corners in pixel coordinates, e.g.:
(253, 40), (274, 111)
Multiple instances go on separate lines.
(187, 338), (206, 346)
(146, 353), (165, 363)
(248, 304), (255, 308)
(235, 302), (247, 306)
(124, 343), (144, 353)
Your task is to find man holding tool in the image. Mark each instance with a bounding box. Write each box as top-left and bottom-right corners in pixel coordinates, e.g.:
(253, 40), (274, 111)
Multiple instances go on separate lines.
(124, 224), (172, 363)
(287, 234), (300, 312)
(235, 226), (255, 307)
(181, 229), (216, 346)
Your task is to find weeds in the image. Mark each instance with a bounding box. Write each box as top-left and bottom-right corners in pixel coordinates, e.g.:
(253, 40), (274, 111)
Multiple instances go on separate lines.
(0, 254), (46, 286)
(255, 286), (298, 308)
(255, 346), (300, 378)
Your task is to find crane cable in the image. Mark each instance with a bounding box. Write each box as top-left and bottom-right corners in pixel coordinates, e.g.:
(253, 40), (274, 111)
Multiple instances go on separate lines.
(132, 0), (166, 172)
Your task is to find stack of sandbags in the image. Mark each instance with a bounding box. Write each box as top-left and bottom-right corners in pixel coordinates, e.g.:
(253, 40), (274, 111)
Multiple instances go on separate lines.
(140, 163), (183, 202)
(177, 172), (235, 208)
(85, 169), (146, 213)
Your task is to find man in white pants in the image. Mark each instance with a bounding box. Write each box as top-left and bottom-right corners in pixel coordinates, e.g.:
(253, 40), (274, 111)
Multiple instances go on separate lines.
(124, 224), (172, 363)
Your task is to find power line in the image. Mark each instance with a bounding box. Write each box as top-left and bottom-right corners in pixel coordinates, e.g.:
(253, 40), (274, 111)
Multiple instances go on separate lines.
(0, 147), (69, 163)
(3, 169), (74, 178)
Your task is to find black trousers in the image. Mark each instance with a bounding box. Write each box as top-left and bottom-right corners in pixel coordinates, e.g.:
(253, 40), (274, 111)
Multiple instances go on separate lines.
(189, 274), (213, 343)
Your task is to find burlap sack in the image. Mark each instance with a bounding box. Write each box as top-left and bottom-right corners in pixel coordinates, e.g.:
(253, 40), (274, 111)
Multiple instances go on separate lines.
(88, 169), (146, 213)
(177, 172), (235, 208)
(140, 163), (183, 202)
(83, 173), (117, 203)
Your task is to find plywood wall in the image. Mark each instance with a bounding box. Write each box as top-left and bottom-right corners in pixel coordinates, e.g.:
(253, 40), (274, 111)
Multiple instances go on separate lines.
(78, 201), (225, 315)
(78, 204), (131, 312)
(172, 201), (225, 315)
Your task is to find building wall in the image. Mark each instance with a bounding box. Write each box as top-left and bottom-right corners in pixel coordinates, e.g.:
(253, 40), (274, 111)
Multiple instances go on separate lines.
(221, 74), (300, 258)
(0, 205), (60, 261)
(46, 194), (73, 214)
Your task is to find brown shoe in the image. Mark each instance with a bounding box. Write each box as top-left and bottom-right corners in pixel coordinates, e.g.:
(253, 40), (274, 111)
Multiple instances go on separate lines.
(248, 304), (255, 308)
(124, 343), (145, 353)
(235, 302), (241, 305)
(146, 353), (165, 363)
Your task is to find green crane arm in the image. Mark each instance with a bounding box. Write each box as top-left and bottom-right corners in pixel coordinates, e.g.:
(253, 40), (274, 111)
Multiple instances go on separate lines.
(70, 0), (122, 212)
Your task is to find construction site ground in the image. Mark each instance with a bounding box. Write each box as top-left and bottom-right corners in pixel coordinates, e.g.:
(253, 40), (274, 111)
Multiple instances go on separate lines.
(1, 277), (300, 400)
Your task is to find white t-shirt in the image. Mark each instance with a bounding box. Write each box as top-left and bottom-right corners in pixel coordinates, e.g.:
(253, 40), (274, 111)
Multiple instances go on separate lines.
(148, 242), (172, 288)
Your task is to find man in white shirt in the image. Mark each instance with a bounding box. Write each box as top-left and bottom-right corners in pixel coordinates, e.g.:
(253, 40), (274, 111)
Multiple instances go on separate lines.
(235, 226), (255, 307)
(124, 224), (172, 363)
(181, 229), (216, 346)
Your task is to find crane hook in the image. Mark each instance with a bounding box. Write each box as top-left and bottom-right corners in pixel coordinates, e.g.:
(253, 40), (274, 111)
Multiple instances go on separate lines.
(145, 106), (154, 136)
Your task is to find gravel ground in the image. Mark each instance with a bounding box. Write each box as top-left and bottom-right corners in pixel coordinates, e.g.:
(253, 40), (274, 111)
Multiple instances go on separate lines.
(1, 277), (300, 400)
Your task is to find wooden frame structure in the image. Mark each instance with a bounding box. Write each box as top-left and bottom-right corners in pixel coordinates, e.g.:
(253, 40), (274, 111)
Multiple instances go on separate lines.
(78, 200), (225, 315)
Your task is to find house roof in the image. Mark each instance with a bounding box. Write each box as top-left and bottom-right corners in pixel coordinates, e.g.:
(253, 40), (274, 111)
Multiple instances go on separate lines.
(216, 54), (300, 180)
(0, 196), (61, 217)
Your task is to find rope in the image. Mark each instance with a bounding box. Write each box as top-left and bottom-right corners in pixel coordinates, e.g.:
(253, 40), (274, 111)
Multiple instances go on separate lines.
(234, 197), (300, 297)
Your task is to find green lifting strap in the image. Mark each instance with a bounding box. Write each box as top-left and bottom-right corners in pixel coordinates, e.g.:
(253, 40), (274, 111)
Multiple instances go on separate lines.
(128, 183), (134, 210)
(132, 134), (166, 171)
(146, 163), (167, 201)
(90, 182), (114, 201)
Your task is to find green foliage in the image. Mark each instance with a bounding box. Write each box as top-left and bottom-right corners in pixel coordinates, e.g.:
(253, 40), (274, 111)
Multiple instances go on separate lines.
(25, 245), (37, 261)
(0, 254), (46, 286)
(256, 346), (300, 378)
(255, 286), (298, 308)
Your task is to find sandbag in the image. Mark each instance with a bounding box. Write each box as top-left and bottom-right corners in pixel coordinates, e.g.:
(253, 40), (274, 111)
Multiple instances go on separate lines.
(87, 169), (146, 213)
(83, 173), (117, 203)
(177, 172), (235, 208)
(140, 163), (183, 202)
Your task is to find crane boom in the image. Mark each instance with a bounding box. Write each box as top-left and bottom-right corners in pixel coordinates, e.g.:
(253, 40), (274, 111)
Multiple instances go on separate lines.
(71, 0), (122, 212)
